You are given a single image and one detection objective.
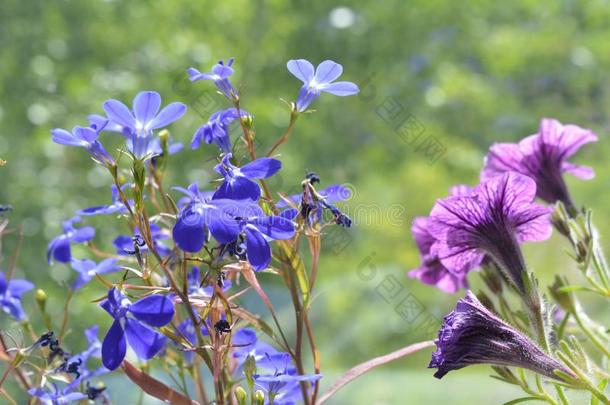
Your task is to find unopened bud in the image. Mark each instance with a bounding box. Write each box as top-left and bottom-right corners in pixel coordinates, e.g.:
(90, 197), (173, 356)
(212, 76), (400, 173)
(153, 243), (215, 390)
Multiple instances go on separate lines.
(235, 386), (247, 404)
(35, 289), (47, 311)
(253, 390), (265, 405)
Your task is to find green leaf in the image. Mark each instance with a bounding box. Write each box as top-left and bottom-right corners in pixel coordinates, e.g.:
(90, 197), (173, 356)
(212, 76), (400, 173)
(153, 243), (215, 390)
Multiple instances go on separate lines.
(502, 397), (545, 405)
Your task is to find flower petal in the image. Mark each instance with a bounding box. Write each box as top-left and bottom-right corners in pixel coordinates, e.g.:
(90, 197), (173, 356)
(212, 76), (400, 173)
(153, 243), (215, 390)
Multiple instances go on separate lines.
(103, 99), (136, 128)
(248, 216), (295, 240)
(314, 60), (343, 84)
(562, 161), (595, 180)
(124, 318), (167, 360)
(244, 225), (271, 271)
(149, 102), (187, 129)
(129, 294), (174, 327)
(321, 81), (359, 96)
(173, 207), (207, 253)
(239, 158), (282, 179)
(133, 91), (161, 126)
(287, 59), (315, 84)
(102, 320), (126, 370)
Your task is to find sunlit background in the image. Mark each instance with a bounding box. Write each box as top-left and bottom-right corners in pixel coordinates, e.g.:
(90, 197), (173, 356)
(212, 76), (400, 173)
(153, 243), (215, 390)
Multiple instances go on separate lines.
(1, 1), (610, 403)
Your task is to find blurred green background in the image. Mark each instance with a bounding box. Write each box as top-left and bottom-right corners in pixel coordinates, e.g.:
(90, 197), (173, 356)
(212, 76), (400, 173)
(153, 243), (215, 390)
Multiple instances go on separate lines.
(1, 0), (610, 404)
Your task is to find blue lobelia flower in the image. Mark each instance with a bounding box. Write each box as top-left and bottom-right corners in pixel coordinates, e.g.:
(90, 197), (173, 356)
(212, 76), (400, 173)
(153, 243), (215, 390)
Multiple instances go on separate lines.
(61, 326), (109, 389)
(71, 258), (121, 290)
(287, 59), (359, 112)
(47, 216), (95, 264)
(51, 122), (115, 165)
(172, 183), (261, 253)
(213, 153), (282, 201)
(191, 108), (251, 153)
(232, 328), (293, 376)
(28, 385), (87, 405)
(113, 223), (171, 258)
(102, 91), (186, 159)
(188, 58), (237, 100)
(77, 184), (131, 216)
(100, 287), (175, 370)
(236, 213), (296, 271)
(0, 271), (34, 320)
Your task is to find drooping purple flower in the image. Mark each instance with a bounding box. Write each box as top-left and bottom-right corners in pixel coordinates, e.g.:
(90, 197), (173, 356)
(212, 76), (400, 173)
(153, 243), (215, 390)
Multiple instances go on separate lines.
(430, 291), (572, 380)
(428, 173), (552, 292)
(100, 287), (174, 370)
(213, 153), (282, 201)
(188, 59), (236, 100)
(0, 272), (34, 320)
(47, 216), (96, 264)
(191, 108), (250, 153)
(28, 385), (87, 405)
(71, 258), (120, 290)
(51, 122), (114, 165)
(77, 184), (131, 216)
(287, 59), (359, 112)
(482, 118), (598, 211)
(102, 91), (186, 159)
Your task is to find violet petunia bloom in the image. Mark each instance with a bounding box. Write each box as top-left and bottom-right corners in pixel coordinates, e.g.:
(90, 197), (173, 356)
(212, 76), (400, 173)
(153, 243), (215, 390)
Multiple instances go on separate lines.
(71, 258), (120, 290)
(100, 287), (174, 370)
(430, 291), (572, 380)
(0, 272), (34, 320)
(51, 122), (114, 165)
(213, 153), (282, 201)
(191, 108), (250, 153)
(188, 58), (237, 100)
(102, 91), (186, 159)
(172, 183), (261, 253)
(77, 184), (131, 216)
(482, 118), (598, 211)
(428, 173), (552, 293)
(47, 216), (96, 264)
(287, 59), (359, 112)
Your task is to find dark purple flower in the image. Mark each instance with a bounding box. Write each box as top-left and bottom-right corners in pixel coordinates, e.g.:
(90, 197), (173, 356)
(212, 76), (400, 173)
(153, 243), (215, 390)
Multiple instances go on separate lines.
(482, 118), (597, 211)
(430, 291), (571, 380)
(191, 108), (250, 153)
(0, 272), (34, 320)
(77, 184), (131, 216)
(188, 58), (237, 100)
(428, 173), (552, 292)
(287, 59), (359, 112)
(213, 154), (282, 201)
(51, 123), (114, 165)
(47, 216), (95, 264)
(100, 287), (174, 370)
(102, 91), (186, 159)
(71, 258), (120, 290)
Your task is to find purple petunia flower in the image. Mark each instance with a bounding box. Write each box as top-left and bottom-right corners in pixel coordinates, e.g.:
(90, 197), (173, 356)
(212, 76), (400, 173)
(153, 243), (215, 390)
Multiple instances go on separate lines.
(482, 118), (598, 211)
(213, 153), (282, 201)
(0, 272), (34, 320)
(191, 108), (250, 153)
(428, 172), (552, 292)
(409, 185), (474, 294)
(51, 122), (115, 165)
(100, 287), (174, 370)
(287, 59), (359, 112)
(47, 216), (96, 264)
(102, 91), (186, 159)
(430, 291), (572, 380)
(71, 258), (121, 290)
(188, 58), (237, 100)
(77, 184), (131, 216)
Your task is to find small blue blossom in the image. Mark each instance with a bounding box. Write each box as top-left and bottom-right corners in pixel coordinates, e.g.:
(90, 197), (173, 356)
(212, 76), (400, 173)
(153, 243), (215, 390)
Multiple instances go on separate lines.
(47, 216), (95, 264)
(188, 58), (237, 100)
(77, 184), (131, 216)
(191, 108), (251, 153)
(0, 272), (34, 320)
(100, 287), (175, 370)
(113, 223), (171, 257)
(51, 122), (114, 165)
(71, 258), (120, 290)
(102, 91), (186, 159)
(213, 153), (282, 201)
(279, 181), (352, 227)
(28, 385), (87, 405)
(237, 214), (296, 271)
(287, 59), (359, 112)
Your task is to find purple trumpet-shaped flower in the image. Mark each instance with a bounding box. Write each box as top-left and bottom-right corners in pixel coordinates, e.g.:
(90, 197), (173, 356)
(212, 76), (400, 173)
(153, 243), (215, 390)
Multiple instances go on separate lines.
(428, 173), (552, 292)
(71, 258), (120, 290)
(430, 291), (571, 380)
(191, 108), (250, 153)
(236, 214), (296, 271)
(102, 91), (186, 159)
(213, 154), (282, 201)
(77, 184), (131, 216)
(188, 58), (237, 100)
(100, 287), (174, 370)
(287, 59), (359, 112)
(47, 216), (95, 264)
(172, 183), (262, 253)
(0, 272), (34, 320)
(51, 122), (114, 165)
(482, 118), (598, 211)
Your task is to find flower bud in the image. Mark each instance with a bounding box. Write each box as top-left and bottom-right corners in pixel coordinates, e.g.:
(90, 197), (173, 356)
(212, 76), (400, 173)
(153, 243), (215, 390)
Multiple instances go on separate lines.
(35, 289), (47, 312)
(253, 390), (265, 405)
(234, 386), (247, 405)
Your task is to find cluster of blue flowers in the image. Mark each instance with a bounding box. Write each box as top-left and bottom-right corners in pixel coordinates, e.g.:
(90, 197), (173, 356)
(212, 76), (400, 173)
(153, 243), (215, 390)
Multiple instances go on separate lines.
(0, 57), (359, 404)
